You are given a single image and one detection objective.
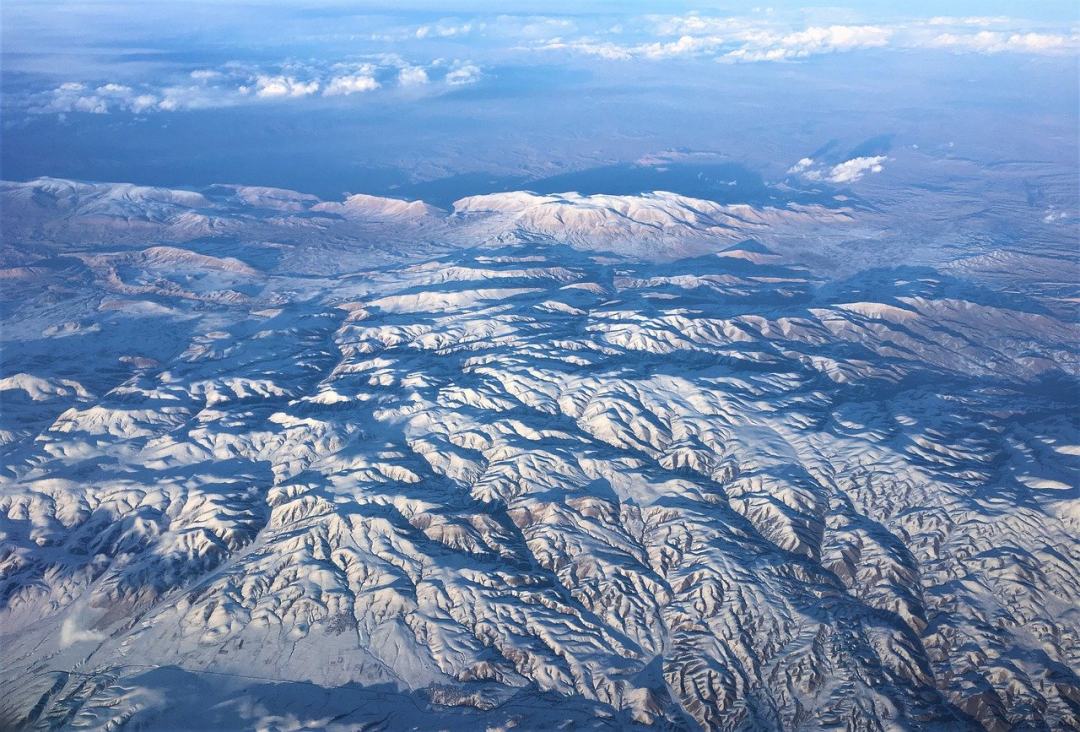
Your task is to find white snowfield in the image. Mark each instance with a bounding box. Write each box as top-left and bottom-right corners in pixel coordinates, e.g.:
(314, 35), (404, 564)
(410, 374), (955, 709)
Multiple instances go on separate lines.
(0, 177), (861, 267)
(0, 178), (1077, 731)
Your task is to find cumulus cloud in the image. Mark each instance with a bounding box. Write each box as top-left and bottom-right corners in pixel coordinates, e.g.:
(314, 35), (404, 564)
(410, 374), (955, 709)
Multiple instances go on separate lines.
(445, 63), (482, 85)
(725, 25), (892, 62)
(638, 34), (725, 59)
(28, 55), (479, 115)
(926, 16), (1012, 27)
(416, 21), (475, 39)
(787, 158), (816, 174)
(398, 66), (430, 86)
(1042, 207), (1072, 224)
(536, 38), (633, 60)
(650, 14), (747, 37)
(533, 12), (1075, 64)
(249, 75), (320, 98)
(928, 31), (1074, 54)
(54, 86), (106, 114)
(60, 616), (106, 647)
(323, 74), (379, 96)
(791, 156), (888, 184)
(826, 156), (888, 183)
(130, 94), (160, 113)
(41, 81), (154, 114)
(539, 22), (892, 63)
(537, 33), (727, 60)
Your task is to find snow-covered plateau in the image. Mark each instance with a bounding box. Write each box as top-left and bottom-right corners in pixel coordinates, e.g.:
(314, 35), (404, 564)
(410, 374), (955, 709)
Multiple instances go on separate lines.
(0, 178), (1077, 730)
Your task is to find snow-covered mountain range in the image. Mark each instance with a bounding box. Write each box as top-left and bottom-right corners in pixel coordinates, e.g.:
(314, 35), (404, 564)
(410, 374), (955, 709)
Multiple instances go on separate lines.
(0, 178), (1077, 730)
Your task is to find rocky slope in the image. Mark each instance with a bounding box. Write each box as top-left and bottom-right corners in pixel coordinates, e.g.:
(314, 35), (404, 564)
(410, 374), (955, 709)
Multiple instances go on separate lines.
(0, 179), (1077, 731)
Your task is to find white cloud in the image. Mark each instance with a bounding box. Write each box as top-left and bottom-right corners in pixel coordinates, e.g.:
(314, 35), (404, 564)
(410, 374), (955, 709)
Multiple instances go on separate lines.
(787, 158), (815, 174)
(17, 12), (1080, 120)
(826, 155), (887, 183)
(789, 156), (888, 183)
(41, 82), (116, 114)
(416, 21), (475, 39)
(725, 25), (892, 62)
(398, 66), (430, 86)
(130, 94), (159, 113)
(97, 83), (132, 95)
(539, 22), (892, 63)
(638, 34), (725, 59)
(497, 15), (575, 40)
(926, 16), (1011, 27)
(34, 56), (464, 115)
(1042, 207), (1072, 223)
(31, 56), (462, 114)
(928, 31), (1074, 54)
(538, 34), (724, 60)
(72, 96), (108, 113)
(323, 73), (379, 96)
(650, 14), (745, 37)
(793, 156), (888, 184)
(533, 13), (1074, 64)
(252, 75), (320, 98)
(537, 38), (633, 60)
(60, 616), (106, 647)
(445, 63), (482, 85)
(40, 80), (173, 114)
(410, 15), (572, 42)
(24, 14), (1079, 119)
(155, 85), (221, 112)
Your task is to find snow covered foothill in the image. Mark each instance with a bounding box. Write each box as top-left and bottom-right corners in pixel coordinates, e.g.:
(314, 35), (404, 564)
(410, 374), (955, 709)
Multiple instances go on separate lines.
(0, 178), (1077, 730)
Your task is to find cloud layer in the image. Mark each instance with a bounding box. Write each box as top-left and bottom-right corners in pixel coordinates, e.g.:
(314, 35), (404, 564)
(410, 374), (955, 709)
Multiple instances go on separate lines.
(13, 9), (1077, 118)
(31, 57), (482, 115)
(533, 13), (1078, 64)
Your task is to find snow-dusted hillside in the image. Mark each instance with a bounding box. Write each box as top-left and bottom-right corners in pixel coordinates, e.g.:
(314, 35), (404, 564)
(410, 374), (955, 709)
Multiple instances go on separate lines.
(0, 179), (1077, 730)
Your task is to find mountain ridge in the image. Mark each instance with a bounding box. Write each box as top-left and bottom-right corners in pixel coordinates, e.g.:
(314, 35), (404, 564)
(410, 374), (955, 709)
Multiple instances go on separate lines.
(0, 179), (1077, 731)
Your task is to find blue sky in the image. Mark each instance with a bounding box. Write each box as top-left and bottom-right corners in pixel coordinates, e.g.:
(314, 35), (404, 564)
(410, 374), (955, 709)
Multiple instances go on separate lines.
(2, 2), (1077, 198)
